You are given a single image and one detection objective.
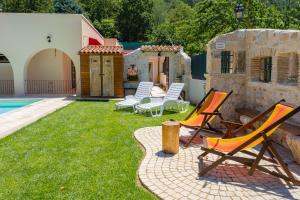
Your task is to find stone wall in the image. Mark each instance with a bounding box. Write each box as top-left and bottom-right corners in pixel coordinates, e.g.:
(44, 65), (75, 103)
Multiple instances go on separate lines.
(206, 29), (300, 163)
(206, 29), (300, 124)
(205, 73), (247, 122)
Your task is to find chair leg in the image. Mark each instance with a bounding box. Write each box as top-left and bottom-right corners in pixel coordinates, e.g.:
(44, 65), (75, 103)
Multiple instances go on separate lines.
(197, 151), (209, 159)
(241, 150), (277, 164)
(150, 106), (164, 117)
(198, 155), (227, 176)
(184, 129), (200, 148)
(248, 141), (268, 176)
(267, 142), (297, 183)
(133, 105), (137, 112)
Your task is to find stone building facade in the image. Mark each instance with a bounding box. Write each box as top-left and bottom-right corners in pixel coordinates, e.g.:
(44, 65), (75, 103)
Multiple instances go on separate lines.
(206, 29), (300, 123)
(206, 29), (300, 162)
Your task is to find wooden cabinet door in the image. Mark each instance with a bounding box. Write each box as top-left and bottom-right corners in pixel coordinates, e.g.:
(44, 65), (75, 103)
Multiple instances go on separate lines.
(90, 56), (101, 96)
(102, 56), (114, 96)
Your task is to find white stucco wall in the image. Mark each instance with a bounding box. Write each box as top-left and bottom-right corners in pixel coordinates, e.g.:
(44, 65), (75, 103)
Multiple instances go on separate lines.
(26, 49), (70, 81)
(0, 13), (103, 96)
(189, 79), (205, 104)
(124, 49), (192, 99)
(0, 63), (14, 80)
(81, 17), (105, 47)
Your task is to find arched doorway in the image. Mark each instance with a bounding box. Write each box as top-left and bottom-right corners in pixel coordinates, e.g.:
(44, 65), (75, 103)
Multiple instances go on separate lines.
(25, 48), (76, 95)
(0, 53), (14, 96)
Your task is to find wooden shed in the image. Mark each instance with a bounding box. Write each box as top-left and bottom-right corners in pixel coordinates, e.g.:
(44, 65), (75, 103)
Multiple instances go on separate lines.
(80, 45), (124, 97)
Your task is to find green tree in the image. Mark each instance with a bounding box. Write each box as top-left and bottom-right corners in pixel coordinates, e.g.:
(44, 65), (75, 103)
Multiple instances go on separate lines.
(187, 0), (236, 53)
(150, 2), (195, 47)
(184, 0), (285, 54)
(93, 18), (119, 38)
(78, 0), (120, 38)
(152, 0), (169, 26)
(54, 0), (83, 14)
(241, 0), (284, 29)
(0, 0), (53, 12)
(116, 0), (153, 41)
(278, 0), (300, 29)
(79, 0), (119, 22)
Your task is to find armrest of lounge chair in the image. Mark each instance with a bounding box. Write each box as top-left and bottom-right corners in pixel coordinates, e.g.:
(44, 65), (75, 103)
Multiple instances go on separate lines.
(221, 120), (244, 128)
(220, 120), (256, 138)
(220, 120), (244, 138)
(200, 111), (221, 116)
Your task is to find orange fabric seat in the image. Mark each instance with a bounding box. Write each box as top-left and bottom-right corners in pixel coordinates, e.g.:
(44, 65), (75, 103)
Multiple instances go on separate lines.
(198, 100), (300, 184)
(206, 104), (294, 152)
(180, 91), (229, 127)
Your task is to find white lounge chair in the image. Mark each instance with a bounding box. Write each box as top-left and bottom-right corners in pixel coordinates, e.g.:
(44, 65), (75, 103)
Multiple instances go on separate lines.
(115, 82), (153, 110)
(135, 83), (189, 117)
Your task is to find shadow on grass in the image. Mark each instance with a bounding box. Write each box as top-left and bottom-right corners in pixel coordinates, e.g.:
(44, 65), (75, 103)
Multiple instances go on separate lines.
(114, 107), (183, 118)
(75, 99), (109, 102)
(114, 107), (135, 113)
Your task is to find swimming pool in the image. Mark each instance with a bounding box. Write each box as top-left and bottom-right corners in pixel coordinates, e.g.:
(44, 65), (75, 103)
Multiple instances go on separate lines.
(0, 99), (41, 114)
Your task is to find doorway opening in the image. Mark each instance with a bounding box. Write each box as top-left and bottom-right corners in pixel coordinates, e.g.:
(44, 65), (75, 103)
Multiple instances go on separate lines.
(0, 53), (14, 96)
(147, 56), (169, 90)
(25, 48), (76, 95)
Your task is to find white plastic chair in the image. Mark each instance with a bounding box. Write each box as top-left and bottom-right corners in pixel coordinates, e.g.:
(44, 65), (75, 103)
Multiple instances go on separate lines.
(115, 82), (153, 110)
(135, 83), (189, 117)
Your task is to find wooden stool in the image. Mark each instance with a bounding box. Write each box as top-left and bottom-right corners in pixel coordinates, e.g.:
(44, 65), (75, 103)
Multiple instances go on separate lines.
(162, 121), (180, 154)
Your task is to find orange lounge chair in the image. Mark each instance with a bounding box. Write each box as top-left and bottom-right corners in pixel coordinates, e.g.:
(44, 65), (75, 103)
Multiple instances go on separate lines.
(180, 88), (232, 147)
(198, 100), (300, 185)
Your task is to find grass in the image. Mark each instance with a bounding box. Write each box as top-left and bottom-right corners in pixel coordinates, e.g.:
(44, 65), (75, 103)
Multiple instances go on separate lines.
(0, 101), (191, 199)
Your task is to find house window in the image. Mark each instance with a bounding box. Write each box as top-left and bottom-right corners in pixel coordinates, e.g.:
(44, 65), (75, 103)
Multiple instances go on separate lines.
(260, 57), (272, 82)
(220, 51), (233, 73)
(277, 53), (298, 85)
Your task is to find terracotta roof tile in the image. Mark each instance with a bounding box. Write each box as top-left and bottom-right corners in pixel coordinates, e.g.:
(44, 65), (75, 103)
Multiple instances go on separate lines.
(80, 45), (123, 54)
(140, 45), (181, 52)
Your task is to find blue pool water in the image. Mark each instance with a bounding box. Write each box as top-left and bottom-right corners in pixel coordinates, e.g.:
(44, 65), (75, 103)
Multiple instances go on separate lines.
(0, 99), (41, 114)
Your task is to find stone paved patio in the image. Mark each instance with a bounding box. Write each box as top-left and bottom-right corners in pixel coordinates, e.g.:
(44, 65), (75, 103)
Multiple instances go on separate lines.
(0, 97), (73, 139)
(135, 126), (300, 200)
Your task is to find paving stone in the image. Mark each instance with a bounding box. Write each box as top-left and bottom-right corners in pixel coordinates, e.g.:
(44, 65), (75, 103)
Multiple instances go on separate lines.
(134, 126), (300, 200)
(187, 193), (199, 200)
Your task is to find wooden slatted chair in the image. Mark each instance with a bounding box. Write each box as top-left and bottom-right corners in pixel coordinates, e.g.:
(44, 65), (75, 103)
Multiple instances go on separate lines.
(198, 100), (300, 185)
(180, 88), (232, 147)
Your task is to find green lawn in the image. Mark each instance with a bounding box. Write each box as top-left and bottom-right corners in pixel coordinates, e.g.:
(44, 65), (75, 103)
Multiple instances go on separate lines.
(0, 101), (190, 199)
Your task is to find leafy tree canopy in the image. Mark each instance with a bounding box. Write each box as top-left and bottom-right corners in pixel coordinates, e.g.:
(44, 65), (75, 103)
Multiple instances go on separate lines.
(0, 0), (299, 54)
(0, 0), (53, 12)
(54, 0), (82, 14)
(116, 0), (153, 42)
